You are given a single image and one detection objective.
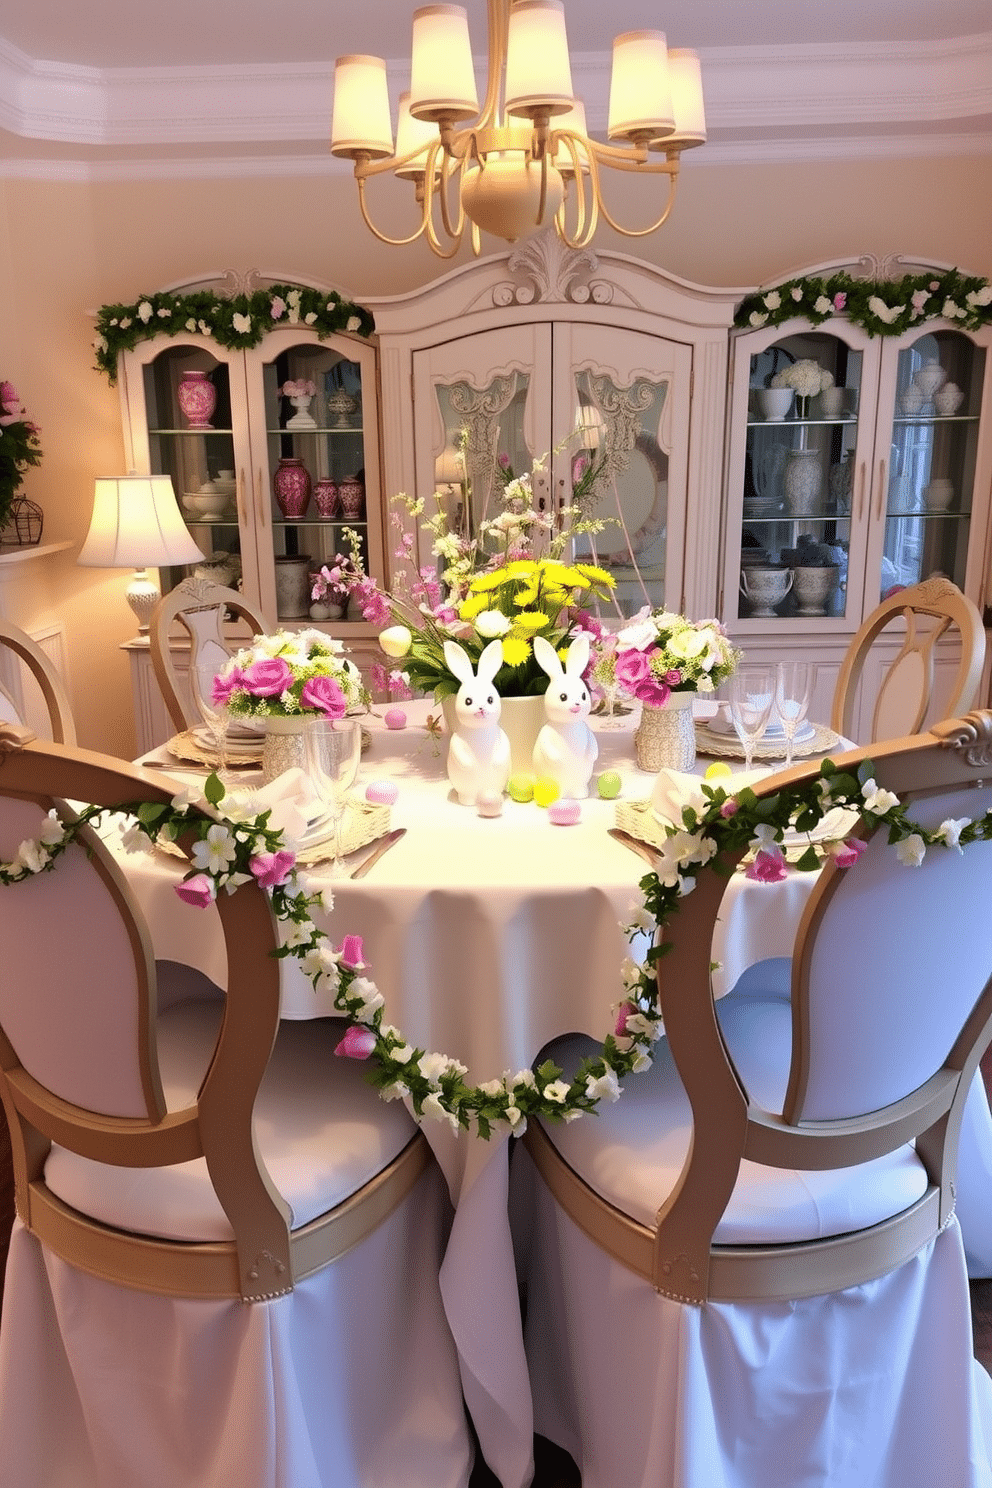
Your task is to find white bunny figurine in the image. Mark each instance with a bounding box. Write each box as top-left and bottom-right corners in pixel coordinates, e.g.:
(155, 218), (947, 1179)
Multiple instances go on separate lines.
(443, 638), (512, 806)
(532, 633), (598, 798)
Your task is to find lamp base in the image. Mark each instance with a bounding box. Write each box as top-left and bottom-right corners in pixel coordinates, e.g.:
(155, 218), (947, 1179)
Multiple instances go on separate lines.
(126, 569), (161, 635)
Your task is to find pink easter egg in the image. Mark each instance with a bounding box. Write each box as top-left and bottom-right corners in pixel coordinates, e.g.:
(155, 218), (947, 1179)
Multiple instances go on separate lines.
(365, 779), (398, 805)
(548, 798), (581, 826)
(384, 708), (407, 730)
(476, 791), (504, 818)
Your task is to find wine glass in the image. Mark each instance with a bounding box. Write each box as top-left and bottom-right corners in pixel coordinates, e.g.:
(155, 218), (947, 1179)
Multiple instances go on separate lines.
(191, 660), (229, 781)
(728, 666), (775, 772)
(775, 660), (812, 768)
(303, 717), (362, 872)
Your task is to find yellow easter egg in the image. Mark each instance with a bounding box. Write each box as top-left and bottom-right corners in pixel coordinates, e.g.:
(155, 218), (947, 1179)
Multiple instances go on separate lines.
(533, 777), (561, 808)
(704, 761), (733, 781)
(508, 773), (535, 803)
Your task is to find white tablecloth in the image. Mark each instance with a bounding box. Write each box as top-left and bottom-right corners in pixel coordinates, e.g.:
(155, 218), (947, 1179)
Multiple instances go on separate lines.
(126, 703), (992, 1487)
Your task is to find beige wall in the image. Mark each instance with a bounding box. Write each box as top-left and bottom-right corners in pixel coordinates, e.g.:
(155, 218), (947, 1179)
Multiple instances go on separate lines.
(1, 150), (990, 755)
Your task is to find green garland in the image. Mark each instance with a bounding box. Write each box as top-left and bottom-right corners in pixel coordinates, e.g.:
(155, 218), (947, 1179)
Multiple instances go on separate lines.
(93, 284), (375, 384)
(735, 267), (992, 338)
(4, 760), (991, 1138)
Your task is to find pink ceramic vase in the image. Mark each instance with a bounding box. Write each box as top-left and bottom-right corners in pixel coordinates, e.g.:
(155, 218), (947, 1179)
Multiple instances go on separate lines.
(272, 458), (312, 518)
(338, 476), (365, 520)
(312, 478), (340, 519)
(177, 370), (217, 429)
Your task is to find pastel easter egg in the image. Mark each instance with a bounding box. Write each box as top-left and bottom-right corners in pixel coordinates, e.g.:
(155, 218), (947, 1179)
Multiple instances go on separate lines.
(508, 773), (535, 803)
(597, 770), (622, 800)
(476, 791), (504, 818)
(549, 798), (581, 826)
(534, 777), (561, 808)
(384, 708), (407, 730)
(365, 779), (398, 806)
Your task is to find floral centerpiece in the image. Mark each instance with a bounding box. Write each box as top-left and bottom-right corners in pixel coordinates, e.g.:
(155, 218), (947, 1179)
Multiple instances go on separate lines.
(609, 607), (740, 772)
(0, 381), (43, 542)
(213, 629), (367, 720)
(771, 358), (833, 417)
(312, 445), (617, 704)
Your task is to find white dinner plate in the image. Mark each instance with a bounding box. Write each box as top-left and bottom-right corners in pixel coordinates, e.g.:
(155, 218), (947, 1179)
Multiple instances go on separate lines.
(705, 710), (816, 746)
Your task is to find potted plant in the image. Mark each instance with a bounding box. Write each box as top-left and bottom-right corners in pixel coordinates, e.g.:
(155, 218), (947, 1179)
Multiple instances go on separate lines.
(0, 382), (43, 546)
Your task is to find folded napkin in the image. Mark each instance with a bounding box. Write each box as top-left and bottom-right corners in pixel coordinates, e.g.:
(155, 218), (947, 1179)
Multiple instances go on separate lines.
(649, 765), (770, 829)
(253, 768), (330, 848)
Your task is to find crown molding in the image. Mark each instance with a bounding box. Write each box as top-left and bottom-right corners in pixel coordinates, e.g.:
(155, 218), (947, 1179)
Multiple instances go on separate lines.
(0, 30), (990, 175)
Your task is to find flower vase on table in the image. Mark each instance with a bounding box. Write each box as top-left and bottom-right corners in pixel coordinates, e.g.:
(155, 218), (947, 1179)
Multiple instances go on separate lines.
(634, 691), (697, 772)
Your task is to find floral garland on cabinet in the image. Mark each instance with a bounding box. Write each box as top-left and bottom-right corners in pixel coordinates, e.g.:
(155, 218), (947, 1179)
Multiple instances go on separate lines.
(3, 731), (992, 1138)
(736, 266), (992, 338)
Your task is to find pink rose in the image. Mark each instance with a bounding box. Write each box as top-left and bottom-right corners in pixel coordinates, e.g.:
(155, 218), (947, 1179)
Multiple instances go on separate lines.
(665, 669), (682, 685)
(242, 657), (293, 696)
(833, 291), (847, 311)
(638, 676), (672, 707)
(745, 848), (788, 883)
(175, 872), (216, 908)
(249, 849), (296, 888)
(335, 1025), (377, 1060)
(211, 666), (244, 704)
(831, 837), (867, 869)
(270, 295), (286, 320)
(0, 381), (16, 405)
(614, 648), (650, 691)
(300, 675), (346, 717)
(338, 934), (365, 969)
(614, 1000), (636, 1036)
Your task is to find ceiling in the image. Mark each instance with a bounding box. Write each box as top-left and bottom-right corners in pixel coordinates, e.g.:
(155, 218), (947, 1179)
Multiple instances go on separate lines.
(1, 0), (990, 176)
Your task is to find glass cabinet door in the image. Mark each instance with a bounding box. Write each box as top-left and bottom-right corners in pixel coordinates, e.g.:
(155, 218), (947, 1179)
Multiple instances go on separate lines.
(731, 326), (880, 627)
(876, 329), (985, 605)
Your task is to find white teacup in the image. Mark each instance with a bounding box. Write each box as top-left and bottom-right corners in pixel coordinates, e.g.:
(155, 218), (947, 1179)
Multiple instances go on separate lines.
(923, 479), (954, 512)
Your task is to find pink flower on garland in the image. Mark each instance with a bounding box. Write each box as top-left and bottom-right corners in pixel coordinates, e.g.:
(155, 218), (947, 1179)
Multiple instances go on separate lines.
(242, 657), (293, 696)
(335, 1025), (376, 1060)
(614, 1000), (636, 1036)
(833, 291), (847, 311)
(830, 837), (868, 869)
(249, 850), (296, 888)
(300, 675), (346, 717)
(338, 934), (365, 969)
(175, 872), (217, 908)
(745, 848), (788, 883)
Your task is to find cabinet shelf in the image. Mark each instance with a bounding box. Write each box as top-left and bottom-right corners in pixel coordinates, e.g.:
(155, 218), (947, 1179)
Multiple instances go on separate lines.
(149, 427), (234, 437)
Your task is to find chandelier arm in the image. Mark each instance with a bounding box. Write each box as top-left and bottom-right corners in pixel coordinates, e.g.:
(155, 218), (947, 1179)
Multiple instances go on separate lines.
(591, 164), (681, 240)
(435, 146), (468, 246)
(355, 173), (430, 248)
(555, 142), (599, 251)
(422, 171), (469, 261)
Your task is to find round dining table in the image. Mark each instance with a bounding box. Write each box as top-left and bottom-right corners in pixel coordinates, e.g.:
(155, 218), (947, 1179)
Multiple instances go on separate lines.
(125, 699), (992, 1488)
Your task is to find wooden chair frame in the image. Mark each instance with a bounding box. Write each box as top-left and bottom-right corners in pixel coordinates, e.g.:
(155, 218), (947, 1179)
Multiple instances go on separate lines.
(0, 619), (76, 745)
(526, 711), (992, 1305)
(0, 731), (428, 1301)
(831, 576), (985, 743)
(149, 576), (268, 734)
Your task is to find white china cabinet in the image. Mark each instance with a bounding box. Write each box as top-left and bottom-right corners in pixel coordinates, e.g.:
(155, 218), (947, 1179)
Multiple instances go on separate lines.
(367, 231), (740, 624)
(723, 278), (992, 732)
(116, 275), (384, 647)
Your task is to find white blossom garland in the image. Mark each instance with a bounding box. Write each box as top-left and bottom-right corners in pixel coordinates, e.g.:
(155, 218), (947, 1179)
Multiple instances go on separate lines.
(736, 267), (992, 338)
(3, 759), (991, 1138)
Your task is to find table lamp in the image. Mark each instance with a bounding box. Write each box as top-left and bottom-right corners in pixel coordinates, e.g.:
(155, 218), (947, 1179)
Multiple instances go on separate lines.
(77, 473), (205, 634)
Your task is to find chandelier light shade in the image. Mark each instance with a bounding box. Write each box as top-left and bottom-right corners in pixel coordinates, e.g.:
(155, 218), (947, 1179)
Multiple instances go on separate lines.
(77, 474), (205, 634)
(330, 0), (706, 258)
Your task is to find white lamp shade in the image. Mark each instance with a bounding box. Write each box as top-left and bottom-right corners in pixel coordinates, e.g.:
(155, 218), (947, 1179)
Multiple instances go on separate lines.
(608, 30), (675, 141)
(78, 476), (205, 570)
(435, 447), (465, 485)
(331, 55), (394, 158)
(395, 91), (439, 178)
(575, 403), (605, 450)
(409, 5), (478, 123)
(664, 49), (707, 148)
(552, 100), (590, 175)
(505, 0), (574, 118)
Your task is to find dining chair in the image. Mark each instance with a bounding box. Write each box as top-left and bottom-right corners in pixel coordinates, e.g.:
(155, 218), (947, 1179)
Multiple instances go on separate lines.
(0, 618), (76, 744)
(831, 575), (985, 743)
(516, 711), (992, 1488)
(149, 574), (269, 733)
(0, 729), (471, 1488)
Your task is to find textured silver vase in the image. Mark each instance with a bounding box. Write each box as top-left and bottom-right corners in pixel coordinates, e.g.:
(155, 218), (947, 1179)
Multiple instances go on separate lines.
(784, 449), (822, 515)
(634, 692), (696, 773)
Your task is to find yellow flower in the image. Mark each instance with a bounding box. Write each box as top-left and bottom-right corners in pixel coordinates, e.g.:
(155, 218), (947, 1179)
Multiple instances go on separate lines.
(469, 570), (509, 594)
(572, 561), (616, 590)
(459, 592), (490, 620)
(514, 611), (550, 633)
(501, 635), (533, 667)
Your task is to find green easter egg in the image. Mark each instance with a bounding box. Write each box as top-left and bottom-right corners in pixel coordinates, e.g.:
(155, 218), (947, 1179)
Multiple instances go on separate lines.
(508, 773), (535, 803)
(534, 777), (561, 808)
(597, 771), (622, 799)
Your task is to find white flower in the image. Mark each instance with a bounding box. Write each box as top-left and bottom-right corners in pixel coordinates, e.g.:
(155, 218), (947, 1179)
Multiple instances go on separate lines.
(301, 943), (340, 979)
(624, 1011), (661, 1042)
(475, 609), (512, 638)
(631, 1046), (654, 1073)
(38, 813), (66, 847)
(120, 821), (153, 854)
(937, 817), (970, 850)
(867, 296), (904, 326)
(896, 832), (926, 867)
(185, 318), (197, 332)
(137, 300), (153, 322)
(615, 616), (658, 651)
(422, 1092), (460, 1130)
(543, 1079), (571, 1104)
(379, 624), (413, 658)
(585, 1068), (622, 1103)
(381, 1081), (411, 1102)
(511, 1068), (537, 1090)
(16, 839), (49, 873)
(418, 1050), (465, 1085)
(305, 312), (317, 325)
(763, 290), (782, 310)
(390, 1043), (415, 1064)
(350, 978), (385, 1023)
(966, 286), (992, 309)
(943, 297), (965, 320)
(749, 311), (768, 327)
(814, 295), (832, 315)
(346, 316), (362, 332)
(191, 824), (237, 874)
(478, 1079), (505, 1097)
(504, 1104), (525, 1130)
(861, 779), (900, 815)
(232, 312), (252, 334)
(790, 286), (803, 301)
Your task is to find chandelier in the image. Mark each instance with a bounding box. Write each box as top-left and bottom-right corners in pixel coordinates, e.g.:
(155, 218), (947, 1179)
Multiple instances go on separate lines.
(330, 0), (706, 259)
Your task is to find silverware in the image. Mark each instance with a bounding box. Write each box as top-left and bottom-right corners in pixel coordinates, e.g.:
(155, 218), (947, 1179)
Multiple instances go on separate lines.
(350, 827), (407, 880)
(608, 827), (657, 869)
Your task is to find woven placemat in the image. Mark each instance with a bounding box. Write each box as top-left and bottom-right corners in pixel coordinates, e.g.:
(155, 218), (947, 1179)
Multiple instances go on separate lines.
(166, 726), (372, 769)
(295, 797), (391, 866)
(694, 720), (842, 761)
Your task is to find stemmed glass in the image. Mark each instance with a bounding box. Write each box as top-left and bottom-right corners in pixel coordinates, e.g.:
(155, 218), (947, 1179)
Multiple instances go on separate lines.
(303, 717), (362, 872)
(728, 666), (776, 772)
(192, 660), (229, 781)
(775, 660), (812, 768)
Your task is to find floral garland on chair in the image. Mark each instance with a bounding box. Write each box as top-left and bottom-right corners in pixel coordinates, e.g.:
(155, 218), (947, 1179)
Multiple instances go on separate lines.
(3, 752), (992, 1139)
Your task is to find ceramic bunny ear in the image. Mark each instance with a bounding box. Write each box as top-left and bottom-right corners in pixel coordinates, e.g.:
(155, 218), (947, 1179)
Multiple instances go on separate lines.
(443, 640), (476, 685)
(564, 632), (591, 675)
(533, 635), (564, 679)
(475, 638), (505, 685)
